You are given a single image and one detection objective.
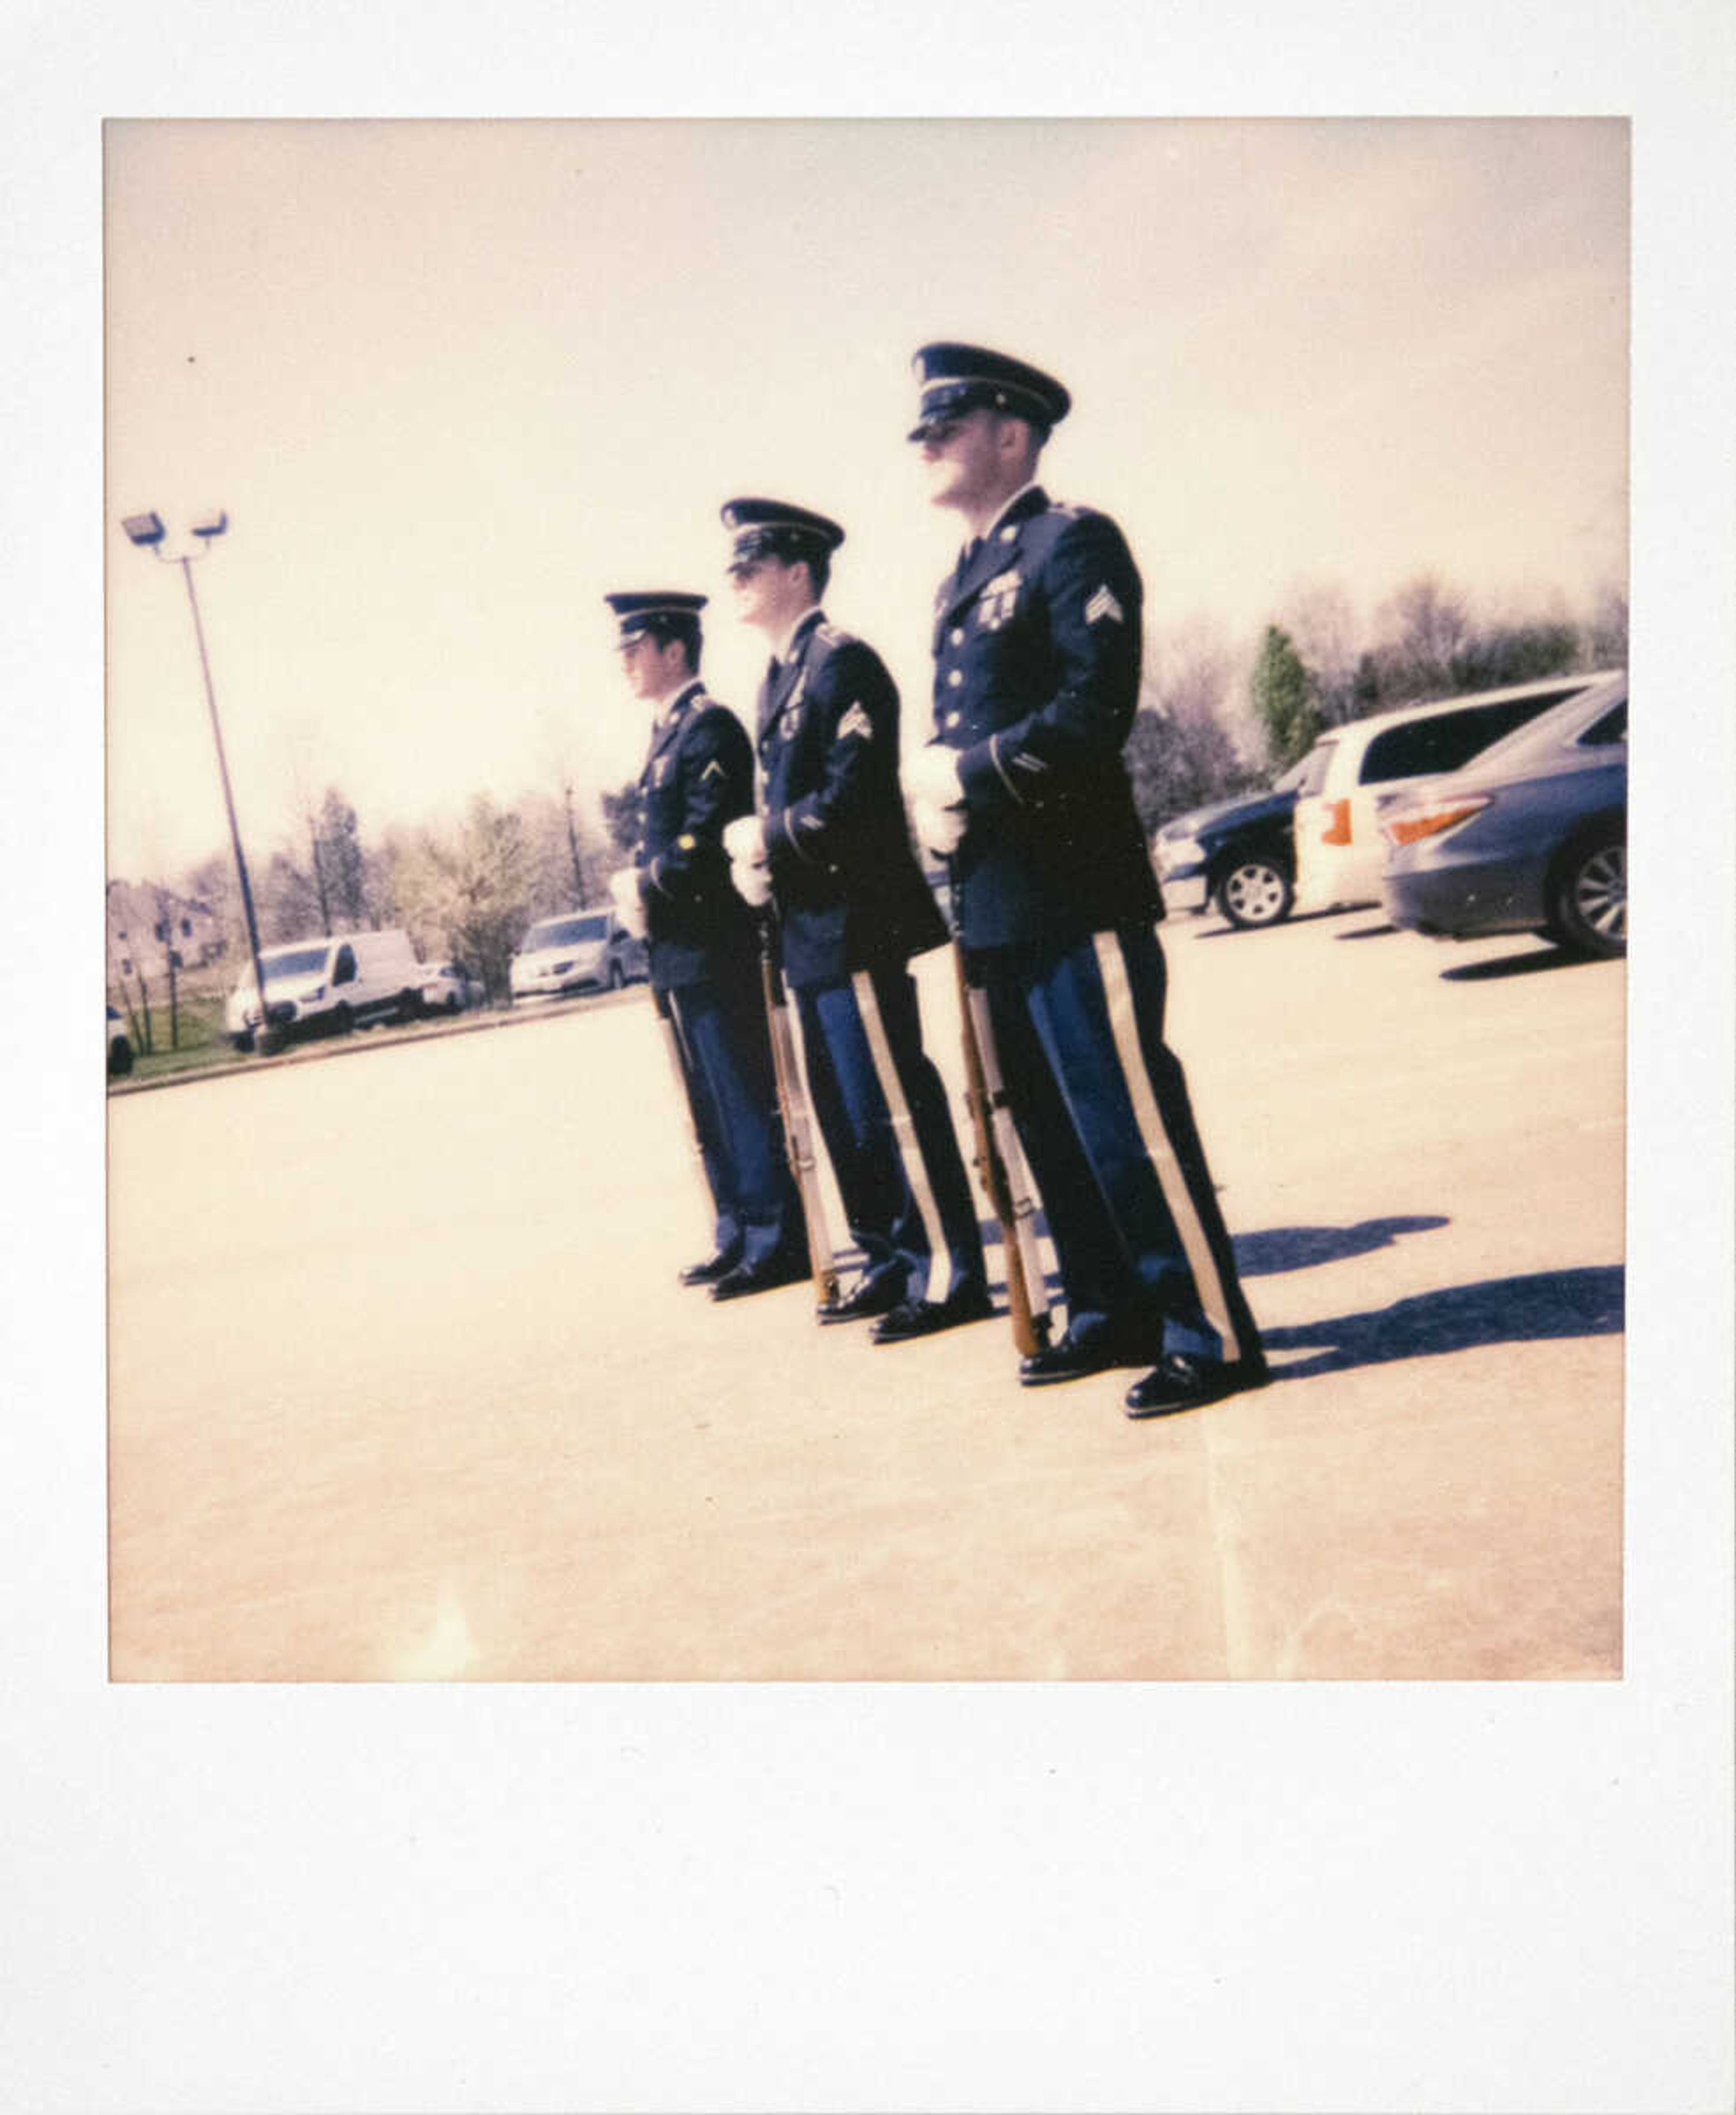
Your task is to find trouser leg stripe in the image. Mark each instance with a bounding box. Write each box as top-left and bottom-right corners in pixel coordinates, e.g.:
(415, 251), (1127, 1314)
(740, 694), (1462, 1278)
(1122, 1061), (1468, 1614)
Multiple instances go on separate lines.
(852, 970), (945, 1302)
(1091, 931), (1241, 1364)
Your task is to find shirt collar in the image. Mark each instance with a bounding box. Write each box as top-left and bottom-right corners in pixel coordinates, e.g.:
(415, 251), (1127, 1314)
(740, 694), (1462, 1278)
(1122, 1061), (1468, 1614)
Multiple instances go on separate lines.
(652, 676), (704, 728)
(966, 481), (1044, 559)
(774, 605), (824, 664)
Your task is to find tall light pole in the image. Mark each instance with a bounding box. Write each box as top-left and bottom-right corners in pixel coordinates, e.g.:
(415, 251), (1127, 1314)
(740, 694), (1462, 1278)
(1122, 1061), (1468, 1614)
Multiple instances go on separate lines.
(120, 509), (275, 1048)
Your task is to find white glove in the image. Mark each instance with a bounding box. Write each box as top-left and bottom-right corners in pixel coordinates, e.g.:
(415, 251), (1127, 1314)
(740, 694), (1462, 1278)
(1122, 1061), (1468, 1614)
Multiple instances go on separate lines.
(906, 744), (967, 857)
(912, 798), (967, 857)
(722, 814), (767, 871)
(723, 813), (773, 907)
(906, 744), (965, 808)
(608, 868), (648, 939)
(734, 860), (773, 909)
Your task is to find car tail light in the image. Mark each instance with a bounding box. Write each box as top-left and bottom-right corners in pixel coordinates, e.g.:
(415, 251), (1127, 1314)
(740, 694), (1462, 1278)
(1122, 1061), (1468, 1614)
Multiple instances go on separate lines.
(1320, 799), (1352, 845)
(1381, 796), (1492, 848)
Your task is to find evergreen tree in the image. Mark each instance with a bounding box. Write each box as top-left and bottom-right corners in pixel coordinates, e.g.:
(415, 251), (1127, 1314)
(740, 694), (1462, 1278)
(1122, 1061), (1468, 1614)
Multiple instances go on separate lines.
(1249, 625), (1321, 770)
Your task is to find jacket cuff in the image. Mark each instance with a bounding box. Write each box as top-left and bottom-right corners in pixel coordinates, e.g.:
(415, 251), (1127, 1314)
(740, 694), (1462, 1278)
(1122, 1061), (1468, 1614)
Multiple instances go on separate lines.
(770, 802), (825, 864)
(958, 731), (1027, 814)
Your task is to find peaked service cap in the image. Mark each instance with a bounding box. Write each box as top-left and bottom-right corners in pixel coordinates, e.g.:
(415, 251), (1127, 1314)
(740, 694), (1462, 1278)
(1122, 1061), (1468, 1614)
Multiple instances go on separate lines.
(907, 342), (1071, 442)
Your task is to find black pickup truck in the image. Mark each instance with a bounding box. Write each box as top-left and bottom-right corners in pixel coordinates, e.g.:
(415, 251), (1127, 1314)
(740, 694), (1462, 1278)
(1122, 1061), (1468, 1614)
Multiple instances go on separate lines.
(1152, 759), (1308, 929)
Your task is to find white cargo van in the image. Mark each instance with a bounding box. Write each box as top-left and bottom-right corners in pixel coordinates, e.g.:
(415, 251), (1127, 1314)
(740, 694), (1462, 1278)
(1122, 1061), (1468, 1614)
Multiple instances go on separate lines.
(225, 930), (425, 1051)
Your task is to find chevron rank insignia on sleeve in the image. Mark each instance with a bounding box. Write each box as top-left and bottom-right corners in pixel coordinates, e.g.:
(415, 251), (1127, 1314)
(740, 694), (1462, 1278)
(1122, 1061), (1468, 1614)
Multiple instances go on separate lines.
(837, 702), (873, 742)
(1084, 585), (1124, 626)
(701, 759), (726, 782)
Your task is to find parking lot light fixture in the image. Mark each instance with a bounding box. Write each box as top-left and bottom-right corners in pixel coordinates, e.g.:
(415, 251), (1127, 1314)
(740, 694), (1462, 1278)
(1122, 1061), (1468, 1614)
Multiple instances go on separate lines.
(118, 508), (273, 1048)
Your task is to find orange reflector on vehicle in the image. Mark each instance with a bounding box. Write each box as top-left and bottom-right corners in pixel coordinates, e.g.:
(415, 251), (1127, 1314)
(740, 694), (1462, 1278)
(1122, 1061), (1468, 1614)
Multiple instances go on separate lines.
(1321, 799), (1352, 845)
(1382, 797), (1491, 847)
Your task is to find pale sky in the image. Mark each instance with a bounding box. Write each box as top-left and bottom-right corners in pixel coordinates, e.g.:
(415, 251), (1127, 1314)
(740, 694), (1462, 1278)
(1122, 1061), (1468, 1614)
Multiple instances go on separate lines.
(104, 117), (1628, 880)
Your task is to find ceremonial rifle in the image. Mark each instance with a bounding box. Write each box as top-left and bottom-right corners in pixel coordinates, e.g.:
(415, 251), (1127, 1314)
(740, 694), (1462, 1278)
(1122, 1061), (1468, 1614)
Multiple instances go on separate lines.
(948, 882), (1052, 1356)
(652, 986), (716, 1240)
(756, 906), (841, 1310)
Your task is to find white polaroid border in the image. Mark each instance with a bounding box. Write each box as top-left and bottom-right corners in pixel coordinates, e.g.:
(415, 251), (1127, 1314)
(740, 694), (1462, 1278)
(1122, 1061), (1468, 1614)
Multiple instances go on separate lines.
(5, 5), (1732, 2112)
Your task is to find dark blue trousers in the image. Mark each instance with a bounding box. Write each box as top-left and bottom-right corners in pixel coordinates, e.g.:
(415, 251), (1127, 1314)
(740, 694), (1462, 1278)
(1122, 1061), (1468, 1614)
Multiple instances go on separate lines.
(666, 970), (800, 1270)
(983, 923), (1261, 1367)
(794, 964), (986, 1305)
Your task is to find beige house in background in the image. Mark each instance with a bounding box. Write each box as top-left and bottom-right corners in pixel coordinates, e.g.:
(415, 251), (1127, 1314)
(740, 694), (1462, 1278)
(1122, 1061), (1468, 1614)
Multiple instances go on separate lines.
(105, 878), (226, 984)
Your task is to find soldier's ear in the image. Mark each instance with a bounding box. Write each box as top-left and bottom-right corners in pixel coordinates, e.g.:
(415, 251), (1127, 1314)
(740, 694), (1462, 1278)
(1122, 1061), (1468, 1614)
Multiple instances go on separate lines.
(995, 413), (1038, 467)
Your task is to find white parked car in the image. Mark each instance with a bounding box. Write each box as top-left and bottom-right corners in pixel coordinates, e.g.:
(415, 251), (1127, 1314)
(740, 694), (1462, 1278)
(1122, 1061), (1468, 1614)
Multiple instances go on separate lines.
(419, 961), (485, 1014)
(1291, 674), (1613, 914)
(224, 929), (425, 1050)
(509, 909), (646, 1004)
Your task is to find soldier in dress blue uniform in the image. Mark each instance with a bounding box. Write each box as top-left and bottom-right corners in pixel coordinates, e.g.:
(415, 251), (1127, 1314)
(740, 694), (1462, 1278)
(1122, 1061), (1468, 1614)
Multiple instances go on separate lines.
(603, 591), (806, 1301)
(717, 500), (991, 1343)
(901, 344), (1266, 1416)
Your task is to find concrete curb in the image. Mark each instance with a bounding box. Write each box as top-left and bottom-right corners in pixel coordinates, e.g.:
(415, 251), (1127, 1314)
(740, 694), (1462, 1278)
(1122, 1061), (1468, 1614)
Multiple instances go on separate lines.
(106, 983), (653, 1097)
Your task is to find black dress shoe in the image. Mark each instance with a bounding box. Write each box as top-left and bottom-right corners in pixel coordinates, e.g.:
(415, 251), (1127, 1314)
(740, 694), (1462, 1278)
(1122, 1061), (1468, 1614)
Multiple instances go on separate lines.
(709, 1251), (809, 1302)
(1123, 1352), (1269, 1419)
(1018, 1318), (1156, 1388)
(679, 1250), (740, 1288)
(871, 1281), (995, 1345)
(816, 1272), (906, 1326)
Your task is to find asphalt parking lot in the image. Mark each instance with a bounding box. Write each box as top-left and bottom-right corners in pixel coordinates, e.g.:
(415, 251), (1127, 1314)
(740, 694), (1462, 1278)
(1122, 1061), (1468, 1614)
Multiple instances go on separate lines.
(106, 905), (1624, 1681)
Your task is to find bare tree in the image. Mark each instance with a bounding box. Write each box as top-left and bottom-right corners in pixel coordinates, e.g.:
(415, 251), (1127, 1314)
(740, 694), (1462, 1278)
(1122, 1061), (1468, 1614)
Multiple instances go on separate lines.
(1279, 581), (1361, 725)
(255, 850), (324, 943)
(1125, 616), (1260, 829)
(534, 707), (616, 908)
(1588, 584), (1628, 668)
(1372, 575), (1474, 702)
(392, 796), (535, 1002)
(316, 789), (369, 929)
(283, 715), (332, 931)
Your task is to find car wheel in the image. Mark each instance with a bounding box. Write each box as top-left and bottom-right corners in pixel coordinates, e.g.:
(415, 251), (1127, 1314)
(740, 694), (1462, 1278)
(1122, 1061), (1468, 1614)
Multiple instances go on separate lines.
(108, 1037), (133, 1078)
(444, 992), (460, 1013)
(331, 1003), (354, 1036)
(1217, 856), (1294, 930)
(396, 987), (423, 1025)
(1547, 826), (1626, 958)
(231, 1030), (255, 1055)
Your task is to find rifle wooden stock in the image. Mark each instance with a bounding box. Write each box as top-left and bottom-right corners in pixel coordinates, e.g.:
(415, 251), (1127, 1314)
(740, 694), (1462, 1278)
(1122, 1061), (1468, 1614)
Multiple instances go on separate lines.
(654, 988), (716, 1237)
(952, 944), (1052, 1357)
(757, 912), (841, 1308)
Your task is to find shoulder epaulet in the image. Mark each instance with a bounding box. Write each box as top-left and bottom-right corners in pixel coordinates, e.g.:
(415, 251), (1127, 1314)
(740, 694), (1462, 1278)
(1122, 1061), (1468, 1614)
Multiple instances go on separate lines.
(815, 621), (849, 648)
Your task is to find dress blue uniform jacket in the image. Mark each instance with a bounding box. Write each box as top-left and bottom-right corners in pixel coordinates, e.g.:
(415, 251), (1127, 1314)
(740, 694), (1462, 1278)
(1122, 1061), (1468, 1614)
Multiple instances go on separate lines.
(759, 611), (947, 991)
(930, 486), (1163, 953)
(636, 679), (760, 993)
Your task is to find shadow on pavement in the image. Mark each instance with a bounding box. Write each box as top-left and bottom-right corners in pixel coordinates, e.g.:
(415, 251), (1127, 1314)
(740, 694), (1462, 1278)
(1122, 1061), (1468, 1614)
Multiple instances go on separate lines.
(1192, 908), (1354, 939)
(1235, 1215), (1449, 1277)
(1333, 921), (1399, 940)
(1262, 1265), (1624, 1380)
(1439, 948), (1605, 983)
